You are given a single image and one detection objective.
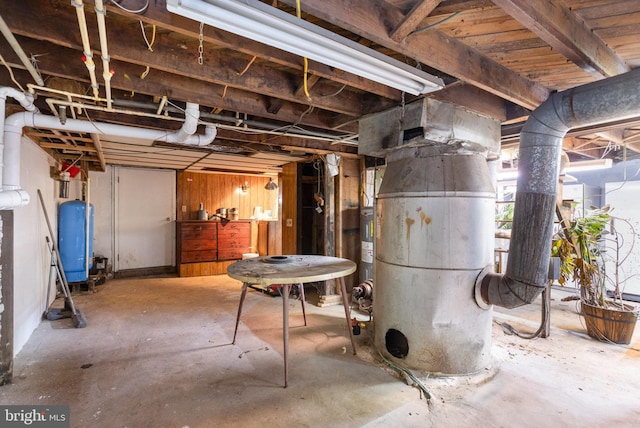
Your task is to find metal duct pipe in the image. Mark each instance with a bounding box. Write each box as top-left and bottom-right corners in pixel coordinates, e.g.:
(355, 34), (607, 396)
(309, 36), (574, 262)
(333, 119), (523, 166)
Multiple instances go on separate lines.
(477, 67), (640, 309)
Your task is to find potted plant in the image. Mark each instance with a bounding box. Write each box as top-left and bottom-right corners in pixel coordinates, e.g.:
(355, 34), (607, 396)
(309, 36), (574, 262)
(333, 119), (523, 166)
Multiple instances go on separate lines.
(553, 205), (639, 344)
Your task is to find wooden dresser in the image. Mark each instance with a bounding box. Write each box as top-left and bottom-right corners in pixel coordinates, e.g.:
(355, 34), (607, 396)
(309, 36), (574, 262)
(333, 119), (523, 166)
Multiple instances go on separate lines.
(177, 220), (251, 277)
(217, 221), (251, 260)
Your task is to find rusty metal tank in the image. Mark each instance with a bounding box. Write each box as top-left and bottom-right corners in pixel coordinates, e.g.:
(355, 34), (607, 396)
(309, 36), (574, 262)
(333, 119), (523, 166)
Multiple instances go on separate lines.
(374, 153), (495, 375)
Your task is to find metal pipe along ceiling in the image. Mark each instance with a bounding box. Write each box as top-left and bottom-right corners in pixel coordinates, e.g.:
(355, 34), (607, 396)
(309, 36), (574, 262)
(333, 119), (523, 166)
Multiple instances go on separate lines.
(477, 67), (640, 309)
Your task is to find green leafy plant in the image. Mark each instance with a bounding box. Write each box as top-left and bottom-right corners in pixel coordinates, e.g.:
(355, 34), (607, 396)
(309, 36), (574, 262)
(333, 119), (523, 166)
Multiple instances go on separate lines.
(496, 200), (515, 230)
(553, 206), (611, 306)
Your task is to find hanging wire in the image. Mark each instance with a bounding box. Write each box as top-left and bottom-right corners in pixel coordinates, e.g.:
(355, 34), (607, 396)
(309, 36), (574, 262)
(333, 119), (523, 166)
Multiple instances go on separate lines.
(319, 83), (347, 98)
(295, 0), (312, 100)
(109, 0), (149, 14)
(140, 21), (156, 52)
(0, 53), (26, 92)
(494, 284), (551, 339)
(410, 11), (461, 36)
(375, 348), (432, 402)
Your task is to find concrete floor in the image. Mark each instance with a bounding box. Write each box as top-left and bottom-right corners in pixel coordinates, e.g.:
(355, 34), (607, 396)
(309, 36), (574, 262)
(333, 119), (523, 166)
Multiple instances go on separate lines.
(1, 274), (639, 427)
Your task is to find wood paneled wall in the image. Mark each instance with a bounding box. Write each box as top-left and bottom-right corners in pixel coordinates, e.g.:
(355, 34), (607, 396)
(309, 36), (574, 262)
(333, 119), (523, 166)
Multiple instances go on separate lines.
(176, 171), (279, 222)
(281, 163), (301, 254)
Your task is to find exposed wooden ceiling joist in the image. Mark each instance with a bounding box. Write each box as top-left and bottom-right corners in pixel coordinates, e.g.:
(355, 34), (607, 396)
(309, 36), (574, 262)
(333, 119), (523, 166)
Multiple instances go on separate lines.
(492, 0), (630, 78)
(1, 0), (639, 172)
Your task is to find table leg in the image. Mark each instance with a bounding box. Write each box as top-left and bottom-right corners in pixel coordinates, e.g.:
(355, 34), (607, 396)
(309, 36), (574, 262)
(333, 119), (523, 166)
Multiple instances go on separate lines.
(298, 283), (307, 326)
(338, 276), (357, 355)
(282, 283), (290, 388)
(232, 282), (249, 345)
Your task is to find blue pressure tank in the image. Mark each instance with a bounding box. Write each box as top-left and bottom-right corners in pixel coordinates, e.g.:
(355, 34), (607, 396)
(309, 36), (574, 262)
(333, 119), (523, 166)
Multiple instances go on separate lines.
(58, 200), (94, 283)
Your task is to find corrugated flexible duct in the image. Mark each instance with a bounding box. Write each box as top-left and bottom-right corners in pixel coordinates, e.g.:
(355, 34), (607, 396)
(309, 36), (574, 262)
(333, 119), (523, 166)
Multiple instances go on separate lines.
(477, 67), (640, 309)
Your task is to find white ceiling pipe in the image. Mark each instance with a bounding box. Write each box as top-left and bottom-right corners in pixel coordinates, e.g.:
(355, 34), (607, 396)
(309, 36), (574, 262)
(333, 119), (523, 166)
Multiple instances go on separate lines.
(0, 14), (44, 86)
(0, 88), (37, 209)
(165, 102), (200, 143)
(94, 0), (113, 109)
(1, 94), (214, 210)
(72, 0), (100, 99)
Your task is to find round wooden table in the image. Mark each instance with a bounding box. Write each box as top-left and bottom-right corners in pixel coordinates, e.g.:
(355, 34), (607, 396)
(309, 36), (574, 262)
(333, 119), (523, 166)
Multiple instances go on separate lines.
(227, 255), (357, 387)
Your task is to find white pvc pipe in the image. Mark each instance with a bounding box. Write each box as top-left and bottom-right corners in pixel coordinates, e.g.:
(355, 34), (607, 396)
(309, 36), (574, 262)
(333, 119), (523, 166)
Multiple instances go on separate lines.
(94, 0), (113, 109)
(0, 14), (45, 86)
(0, 90), (32, 208)
(0, 87), (38, 112)
(85, 179), (90, 279)
(1, 94), (214, 210)
(0, 87), (37, 205)
(173, 102), (200, 142)
(72, 0), (99, 98)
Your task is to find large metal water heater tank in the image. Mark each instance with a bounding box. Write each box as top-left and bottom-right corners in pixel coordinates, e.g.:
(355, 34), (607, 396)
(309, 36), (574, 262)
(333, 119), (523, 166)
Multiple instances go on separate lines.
(374, 154), (495, 375)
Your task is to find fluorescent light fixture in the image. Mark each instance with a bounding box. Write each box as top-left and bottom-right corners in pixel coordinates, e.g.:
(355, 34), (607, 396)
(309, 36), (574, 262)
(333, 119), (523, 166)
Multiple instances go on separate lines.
(498, 158), (613, 181)
(497, 169), (519, 181)
(565, 158), (613, 173)
(166, 0), (444, 95)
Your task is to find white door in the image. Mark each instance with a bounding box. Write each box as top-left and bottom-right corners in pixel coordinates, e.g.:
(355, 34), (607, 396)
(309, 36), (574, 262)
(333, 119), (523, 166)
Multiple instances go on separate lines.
(115, 167), (176, 271)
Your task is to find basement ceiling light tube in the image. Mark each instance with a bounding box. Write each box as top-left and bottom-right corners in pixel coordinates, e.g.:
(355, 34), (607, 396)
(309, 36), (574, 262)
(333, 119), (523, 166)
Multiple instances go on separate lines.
(565, 158), (612, 173)
(166, 0), (444, 95)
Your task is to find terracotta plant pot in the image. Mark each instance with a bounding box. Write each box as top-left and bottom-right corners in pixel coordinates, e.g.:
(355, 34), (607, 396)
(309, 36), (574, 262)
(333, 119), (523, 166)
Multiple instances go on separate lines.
(582, 302), (638, 345)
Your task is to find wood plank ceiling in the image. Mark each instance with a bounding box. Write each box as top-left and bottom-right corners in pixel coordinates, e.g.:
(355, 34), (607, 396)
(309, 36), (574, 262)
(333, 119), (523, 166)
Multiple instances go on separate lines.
(1, 0), (639, 174)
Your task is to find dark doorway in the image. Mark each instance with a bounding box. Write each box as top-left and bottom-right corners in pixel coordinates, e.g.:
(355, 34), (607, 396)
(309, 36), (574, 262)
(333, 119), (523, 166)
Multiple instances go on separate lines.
(300, 160), (325, 255)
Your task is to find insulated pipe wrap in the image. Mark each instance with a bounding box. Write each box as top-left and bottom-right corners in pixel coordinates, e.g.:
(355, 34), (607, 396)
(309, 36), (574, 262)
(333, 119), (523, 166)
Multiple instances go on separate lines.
(479, 68), (640, 309)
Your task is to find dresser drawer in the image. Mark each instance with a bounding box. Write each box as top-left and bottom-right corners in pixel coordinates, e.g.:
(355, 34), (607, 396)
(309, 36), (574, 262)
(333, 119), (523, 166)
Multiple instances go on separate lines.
(217, 248), (251, 261)
(181, 249), (218, 263)
(218, 221), (250, 232)
(217, 228), (250, 240)
(181, 227), (217, 241)
(181, 239), (217, 252)
(218, 235), (249, 248)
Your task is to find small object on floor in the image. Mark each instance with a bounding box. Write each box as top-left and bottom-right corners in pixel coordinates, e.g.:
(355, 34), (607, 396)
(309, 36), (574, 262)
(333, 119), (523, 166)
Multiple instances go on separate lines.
(352, 318), (360, 335)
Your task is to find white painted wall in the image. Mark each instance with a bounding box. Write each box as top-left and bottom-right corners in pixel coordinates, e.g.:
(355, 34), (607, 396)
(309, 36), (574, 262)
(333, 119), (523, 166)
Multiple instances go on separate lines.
(11, 139), (115, 356)
(13, 136), (57, 356)
(89, 167), (114, 272)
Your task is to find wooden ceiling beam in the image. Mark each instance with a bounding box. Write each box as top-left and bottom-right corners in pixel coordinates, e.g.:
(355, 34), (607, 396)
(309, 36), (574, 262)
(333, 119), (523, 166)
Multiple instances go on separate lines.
(104, 0), (401, 100)
(562, 136), (605, 159)
(3, 5), (385, 119)
(492, 0), (630, 78)
(389, 0), (443, 41)
(279, 0), (550, 110)
(0, 41), (357, 134)
(36, 142), (97, 152)
(90, 134), (107, 172)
